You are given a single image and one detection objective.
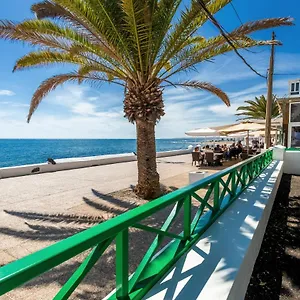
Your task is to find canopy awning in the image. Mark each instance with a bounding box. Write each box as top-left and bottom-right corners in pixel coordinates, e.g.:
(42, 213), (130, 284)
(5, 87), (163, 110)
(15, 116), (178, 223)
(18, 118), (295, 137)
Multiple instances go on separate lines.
(252, 130), (277, 137)
(185, 127), (225, 137)
(220, 122), (266, 134)
(246, 117), (282, 126)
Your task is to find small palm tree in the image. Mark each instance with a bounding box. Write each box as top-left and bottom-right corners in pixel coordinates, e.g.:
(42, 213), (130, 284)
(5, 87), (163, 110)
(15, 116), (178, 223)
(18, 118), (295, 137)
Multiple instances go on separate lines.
(236, 95), (280, 120)
(0, 0), (292, 199)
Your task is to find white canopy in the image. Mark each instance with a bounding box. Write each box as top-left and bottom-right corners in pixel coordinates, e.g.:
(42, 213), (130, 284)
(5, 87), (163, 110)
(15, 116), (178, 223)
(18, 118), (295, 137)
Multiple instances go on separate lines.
(252, 130), (277, 137)
(220, 122), (266, 134)
(220, 122), (266, 149)
(248, 117), (282, 126)
(185, 127), (224, 137)
(227, 132), (248, 138)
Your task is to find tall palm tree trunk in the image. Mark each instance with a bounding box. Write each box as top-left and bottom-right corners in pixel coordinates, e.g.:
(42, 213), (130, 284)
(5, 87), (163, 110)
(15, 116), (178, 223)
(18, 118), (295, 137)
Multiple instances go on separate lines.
(134, 119), (160, 199)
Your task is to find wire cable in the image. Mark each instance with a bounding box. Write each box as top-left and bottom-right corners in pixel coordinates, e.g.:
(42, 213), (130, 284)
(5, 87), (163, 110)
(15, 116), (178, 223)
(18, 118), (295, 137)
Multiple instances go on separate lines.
(230, 1), (243, 25)
(196, 0), (267, 79)
(274, 73), (300, 76)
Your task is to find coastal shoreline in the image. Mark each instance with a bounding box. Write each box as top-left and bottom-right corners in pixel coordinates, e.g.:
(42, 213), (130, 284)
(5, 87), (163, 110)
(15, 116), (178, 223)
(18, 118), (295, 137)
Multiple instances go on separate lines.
(0, 149), (192, 179)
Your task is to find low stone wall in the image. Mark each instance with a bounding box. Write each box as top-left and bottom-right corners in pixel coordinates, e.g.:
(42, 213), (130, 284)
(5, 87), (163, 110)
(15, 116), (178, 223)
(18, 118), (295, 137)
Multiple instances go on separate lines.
(283, 149), (300, 175)
(0, 149), (192, 179)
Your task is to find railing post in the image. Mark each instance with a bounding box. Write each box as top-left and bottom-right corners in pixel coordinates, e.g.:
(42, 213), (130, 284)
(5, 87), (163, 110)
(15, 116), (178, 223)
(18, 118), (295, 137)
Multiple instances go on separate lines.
(242, 166), (247, 187)
(184, 195), (191, 240)
(231, 171), (236, 197)
(116, 229), (129, 300)
(213, 181), (220, 212)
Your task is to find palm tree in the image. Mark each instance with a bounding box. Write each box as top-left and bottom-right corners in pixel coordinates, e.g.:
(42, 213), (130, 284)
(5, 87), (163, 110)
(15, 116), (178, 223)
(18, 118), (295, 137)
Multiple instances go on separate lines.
(236, 95), (280, 120)
(0, 1), (292, 199)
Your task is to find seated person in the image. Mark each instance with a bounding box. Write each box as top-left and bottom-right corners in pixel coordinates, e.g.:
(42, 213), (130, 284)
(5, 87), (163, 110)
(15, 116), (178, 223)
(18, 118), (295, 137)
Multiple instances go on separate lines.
(222, 145), (230, 160)
(252, 143), (259, 153)
(205, 145), (213, 152)
(229, 143), (237, 159)
(214, 144), (222, 153)
(236, 141), (243, 155)
(193, 146), (204, 165)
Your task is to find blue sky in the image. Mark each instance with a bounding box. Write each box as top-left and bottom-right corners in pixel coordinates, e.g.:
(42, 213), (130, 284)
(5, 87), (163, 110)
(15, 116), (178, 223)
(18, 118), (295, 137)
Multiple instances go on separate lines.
(0, 0), (299, 138)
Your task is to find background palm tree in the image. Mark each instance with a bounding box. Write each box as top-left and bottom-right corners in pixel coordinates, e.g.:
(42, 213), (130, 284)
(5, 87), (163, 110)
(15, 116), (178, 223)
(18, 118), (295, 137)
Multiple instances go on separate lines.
(236, 95), (280, 120)
(0, 0), (292, 199)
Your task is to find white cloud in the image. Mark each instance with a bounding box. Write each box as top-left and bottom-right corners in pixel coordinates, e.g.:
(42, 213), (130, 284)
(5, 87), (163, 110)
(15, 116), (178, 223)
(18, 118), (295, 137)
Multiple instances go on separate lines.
(72, 102), (97, 116)
(0, 90), (15, 96)
(12, 103), (30, 108)
(0, 113), (135, 139)
(88, 96), (99, 101)
(208, 103), (240, 117)
(0, 100), (29, 108)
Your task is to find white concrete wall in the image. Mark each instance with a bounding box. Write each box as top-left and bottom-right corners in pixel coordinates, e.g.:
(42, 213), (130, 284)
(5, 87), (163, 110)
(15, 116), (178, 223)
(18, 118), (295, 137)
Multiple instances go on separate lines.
(0, 149), (192, 179)
(284, 150), (300, 175)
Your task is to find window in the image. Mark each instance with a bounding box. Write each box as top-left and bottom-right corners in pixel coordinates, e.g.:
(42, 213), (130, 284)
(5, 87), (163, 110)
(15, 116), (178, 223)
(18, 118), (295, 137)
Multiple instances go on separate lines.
(291, 103), (300, 122)
(291, 126), (300, 147)
(290, 81), (300, 95)
(289, 102), (300, 148)
(291, 82), (295, 92)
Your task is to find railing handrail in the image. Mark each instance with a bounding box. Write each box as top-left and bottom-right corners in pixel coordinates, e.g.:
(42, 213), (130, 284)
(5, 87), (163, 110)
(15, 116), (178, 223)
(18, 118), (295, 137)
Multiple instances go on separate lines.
(0, 150), (273, 298)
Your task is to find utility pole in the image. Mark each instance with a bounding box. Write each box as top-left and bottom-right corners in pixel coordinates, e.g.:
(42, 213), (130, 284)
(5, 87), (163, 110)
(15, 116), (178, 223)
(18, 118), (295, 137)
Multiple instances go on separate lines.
(265, 32), (276, 148)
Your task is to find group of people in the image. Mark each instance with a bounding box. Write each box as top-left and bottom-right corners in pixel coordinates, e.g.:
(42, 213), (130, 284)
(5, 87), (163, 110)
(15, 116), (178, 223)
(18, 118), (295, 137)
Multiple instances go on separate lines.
(193, 141), (258, 162)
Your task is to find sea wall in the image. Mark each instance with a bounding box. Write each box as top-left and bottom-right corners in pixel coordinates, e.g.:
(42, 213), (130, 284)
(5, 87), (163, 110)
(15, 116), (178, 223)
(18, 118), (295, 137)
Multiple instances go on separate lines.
(0, 149), (192, 179)
(283, 149), (300, 175)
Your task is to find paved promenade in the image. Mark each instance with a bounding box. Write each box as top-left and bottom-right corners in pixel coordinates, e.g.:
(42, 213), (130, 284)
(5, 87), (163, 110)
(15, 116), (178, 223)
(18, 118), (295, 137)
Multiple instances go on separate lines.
(0, 154), (235, 299)
(0, 154), (197, 263)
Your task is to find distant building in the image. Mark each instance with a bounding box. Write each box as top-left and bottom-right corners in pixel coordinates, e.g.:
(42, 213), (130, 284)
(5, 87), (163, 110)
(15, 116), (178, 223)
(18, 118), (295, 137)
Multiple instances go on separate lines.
(289, 79), (300, 97)
(278, 80), (300, 148)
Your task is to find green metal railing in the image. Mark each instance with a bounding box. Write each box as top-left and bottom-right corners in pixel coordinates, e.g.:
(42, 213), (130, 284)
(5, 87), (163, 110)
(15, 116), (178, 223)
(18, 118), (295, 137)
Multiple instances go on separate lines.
(0, 150), (273, 299)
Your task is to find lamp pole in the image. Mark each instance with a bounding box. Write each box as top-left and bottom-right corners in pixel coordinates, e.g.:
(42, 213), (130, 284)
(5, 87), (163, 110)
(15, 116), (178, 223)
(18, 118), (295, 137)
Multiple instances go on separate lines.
(265, 32), (276, 148)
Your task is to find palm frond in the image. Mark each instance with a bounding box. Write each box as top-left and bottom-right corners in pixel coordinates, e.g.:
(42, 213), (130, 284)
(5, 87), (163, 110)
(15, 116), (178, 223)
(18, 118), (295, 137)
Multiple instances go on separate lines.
(162, 37), (274, 80)
(13, 51), (86, 71)
(159, 15), (293, 79)
(32, 0), (136, 72)
(121, 0), (148, 77)
(235, 94), (280, 120)
(27, 71), (123, 122)
(169, 80), (230, 106)
(148, 0), (181, 70)
(231, 17), (293, 36)
(154, 0), (230, 76)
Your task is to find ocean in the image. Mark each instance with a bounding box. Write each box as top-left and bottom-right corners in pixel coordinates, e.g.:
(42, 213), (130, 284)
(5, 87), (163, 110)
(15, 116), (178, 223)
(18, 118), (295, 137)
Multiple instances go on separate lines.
(0, 138), (209, 168)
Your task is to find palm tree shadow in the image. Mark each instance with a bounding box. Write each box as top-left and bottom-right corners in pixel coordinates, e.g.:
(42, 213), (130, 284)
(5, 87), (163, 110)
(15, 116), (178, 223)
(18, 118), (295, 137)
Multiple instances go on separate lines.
(0, 223), (85, 241)
(91, 188), (139, 210)
(4, 210), (105, 225)
(1, 185), (196, 299)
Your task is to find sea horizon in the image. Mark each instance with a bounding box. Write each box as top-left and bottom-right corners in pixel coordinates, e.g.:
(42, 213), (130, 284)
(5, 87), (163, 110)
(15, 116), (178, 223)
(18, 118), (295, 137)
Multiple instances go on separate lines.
(0, 137), (233, 168)
(0, 138), (217, 168)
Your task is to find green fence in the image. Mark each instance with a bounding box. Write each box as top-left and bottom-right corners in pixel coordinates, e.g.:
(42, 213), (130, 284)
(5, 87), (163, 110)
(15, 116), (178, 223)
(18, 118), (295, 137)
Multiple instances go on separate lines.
(0, 150), (273, 299)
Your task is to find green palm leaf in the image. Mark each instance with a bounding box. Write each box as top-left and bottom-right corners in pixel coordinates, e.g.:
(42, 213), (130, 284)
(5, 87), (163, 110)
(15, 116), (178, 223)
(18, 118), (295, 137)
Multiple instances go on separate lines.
(236, 95), (280, 120)
(170, 81), (230, 106)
